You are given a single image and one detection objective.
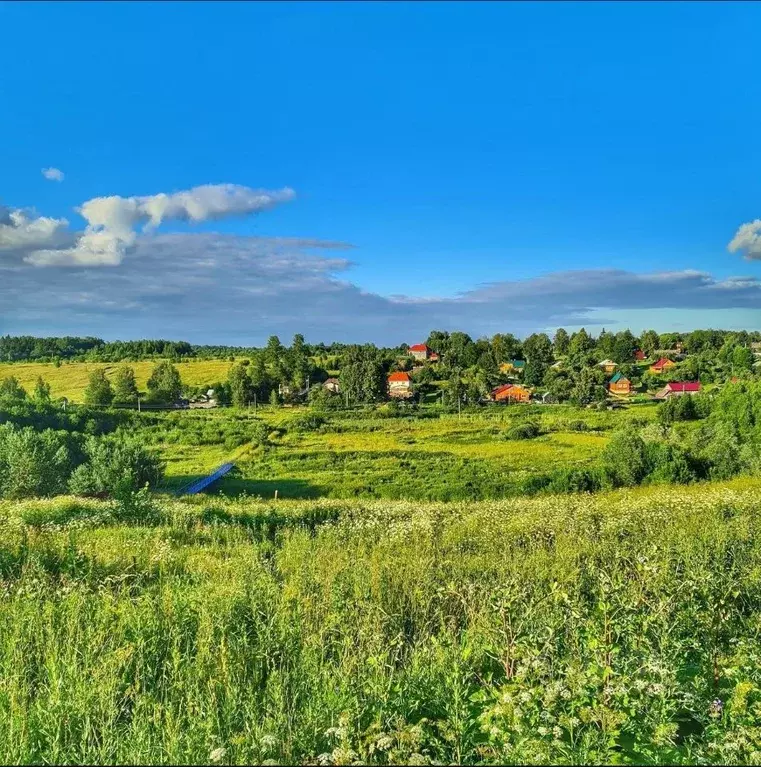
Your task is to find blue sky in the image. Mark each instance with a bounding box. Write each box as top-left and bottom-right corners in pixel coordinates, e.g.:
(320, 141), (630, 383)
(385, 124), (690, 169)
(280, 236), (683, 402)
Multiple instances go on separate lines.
(1, 1), (760, 344)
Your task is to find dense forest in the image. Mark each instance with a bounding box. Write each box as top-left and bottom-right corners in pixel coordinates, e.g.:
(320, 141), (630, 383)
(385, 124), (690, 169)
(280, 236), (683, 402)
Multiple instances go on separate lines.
(3, 327), (760, 363)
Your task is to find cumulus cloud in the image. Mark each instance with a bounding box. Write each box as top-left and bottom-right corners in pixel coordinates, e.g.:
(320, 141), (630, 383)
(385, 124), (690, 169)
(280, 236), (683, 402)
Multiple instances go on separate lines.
(0, 207), (72, 252)
(728, 219), (761, 260)
(41, 167), (64, 182)
(22, 183), (296, 267)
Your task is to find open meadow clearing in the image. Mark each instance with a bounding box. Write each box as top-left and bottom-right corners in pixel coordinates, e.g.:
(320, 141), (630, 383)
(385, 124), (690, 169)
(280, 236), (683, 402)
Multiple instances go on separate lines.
(139, 403), (662, 499)
(0, 359), (235, 402)
(1, 479), (761, 763)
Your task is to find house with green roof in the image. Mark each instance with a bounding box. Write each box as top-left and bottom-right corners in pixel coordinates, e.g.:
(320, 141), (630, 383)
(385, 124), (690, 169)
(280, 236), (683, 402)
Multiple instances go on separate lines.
(608, 371), (632, 395)
(499, 359), (526, 374)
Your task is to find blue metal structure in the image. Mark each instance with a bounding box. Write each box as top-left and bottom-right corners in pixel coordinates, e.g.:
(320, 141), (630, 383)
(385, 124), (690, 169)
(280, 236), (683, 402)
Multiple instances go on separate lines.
(178, 462), (235, 495)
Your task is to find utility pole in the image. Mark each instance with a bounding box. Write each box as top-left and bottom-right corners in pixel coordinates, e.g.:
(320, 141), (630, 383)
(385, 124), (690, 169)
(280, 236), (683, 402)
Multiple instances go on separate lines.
(137, 397), (141, 413)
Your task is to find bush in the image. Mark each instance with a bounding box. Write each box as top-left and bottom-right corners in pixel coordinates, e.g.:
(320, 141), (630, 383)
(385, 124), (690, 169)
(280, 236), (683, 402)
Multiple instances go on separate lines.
(287, 413), (326, 433)
(602, 431), (648, 486)
(68, 436), (164, 499)
(0, 424), (78, 499)
(505, 420), (541, 440)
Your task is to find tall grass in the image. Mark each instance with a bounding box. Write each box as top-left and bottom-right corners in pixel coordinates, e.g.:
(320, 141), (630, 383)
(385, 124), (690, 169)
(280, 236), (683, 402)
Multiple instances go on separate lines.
(0, 481), (760, 763)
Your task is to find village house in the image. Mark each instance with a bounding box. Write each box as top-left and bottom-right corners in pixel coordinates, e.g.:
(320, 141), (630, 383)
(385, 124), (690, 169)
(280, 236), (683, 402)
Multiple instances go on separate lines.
(490, 383), (531, 403)
(387, 371), (413, 399)
(597, 359), (617, 375)
(189, 388), (218, 409)
(499, 359), (526, 374)
(408, 343), (439, 362)
(633, 349), (646, 361)
(608, 371), (632, 396)
(751, 342), (761, 358)
(649, 357), (677, 374)
(323, 378), (340, 394)
(655, 381), (701, 400)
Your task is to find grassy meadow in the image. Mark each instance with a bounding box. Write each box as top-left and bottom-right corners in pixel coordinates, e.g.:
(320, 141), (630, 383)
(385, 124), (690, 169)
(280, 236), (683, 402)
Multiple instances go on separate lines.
(139, 403), (661, 500)
(0, 359), (234, 401)
(4, 359), (761, 764)
(1, 480), (761, 763)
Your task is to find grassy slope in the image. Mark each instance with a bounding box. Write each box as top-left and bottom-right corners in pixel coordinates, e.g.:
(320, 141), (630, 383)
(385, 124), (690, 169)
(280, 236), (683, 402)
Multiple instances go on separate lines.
(0, 359), (234, 401)
(1, 477), (760, 763)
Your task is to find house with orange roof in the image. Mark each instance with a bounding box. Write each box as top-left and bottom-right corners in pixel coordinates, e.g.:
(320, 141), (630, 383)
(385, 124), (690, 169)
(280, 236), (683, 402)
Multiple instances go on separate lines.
(490, 383), (531, 403)
(388, 371), (413, 398)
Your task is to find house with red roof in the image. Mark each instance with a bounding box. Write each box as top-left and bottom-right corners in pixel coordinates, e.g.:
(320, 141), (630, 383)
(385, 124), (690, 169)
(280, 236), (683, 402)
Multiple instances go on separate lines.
(633, 349), (646, 361)
(408, 343), (439, 362)
(388, 371), (413, 398)
(655, 381), (701, 400)
(649, 357), (677, 374)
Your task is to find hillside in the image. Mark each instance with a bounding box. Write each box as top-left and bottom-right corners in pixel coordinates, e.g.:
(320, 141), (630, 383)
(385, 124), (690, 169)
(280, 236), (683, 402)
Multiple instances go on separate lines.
(1, 479), (760, 763)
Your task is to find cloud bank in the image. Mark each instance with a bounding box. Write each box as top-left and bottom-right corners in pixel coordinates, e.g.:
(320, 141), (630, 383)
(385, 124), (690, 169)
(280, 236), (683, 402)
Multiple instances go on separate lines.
(1, 184), (760, 343)
(2, 230), (760, 343)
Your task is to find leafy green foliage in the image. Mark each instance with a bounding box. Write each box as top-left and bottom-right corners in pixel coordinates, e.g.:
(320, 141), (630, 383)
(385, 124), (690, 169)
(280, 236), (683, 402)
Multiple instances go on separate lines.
(112, 365), (139, 404)
(83, 369), (114, 406)
(68, 435), (164, 499)
(0, 376), (27, 402)
(146, 361), (183, 403)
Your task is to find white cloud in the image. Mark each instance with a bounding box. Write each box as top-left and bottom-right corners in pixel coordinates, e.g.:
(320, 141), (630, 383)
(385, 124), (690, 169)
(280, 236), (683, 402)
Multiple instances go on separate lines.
(23, 183), (296, 267)
(0, 207), (71, 252)
(728, 219), (761, 260)
(41, 167), (65, 182)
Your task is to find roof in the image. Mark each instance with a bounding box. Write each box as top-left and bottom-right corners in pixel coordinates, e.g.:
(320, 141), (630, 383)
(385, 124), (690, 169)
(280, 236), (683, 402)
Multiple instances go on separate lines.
(491, 384), (514, 396)
(388, 371), (411, 382)
(511, 359), (526, 368)
(651, 357), (675, 369)
(324, 378), (339, 384)
(598, 359), (616, 367)
(408, 343), (430, 352)
(666, 381), (701, 392)
(609, 372), (629, 384)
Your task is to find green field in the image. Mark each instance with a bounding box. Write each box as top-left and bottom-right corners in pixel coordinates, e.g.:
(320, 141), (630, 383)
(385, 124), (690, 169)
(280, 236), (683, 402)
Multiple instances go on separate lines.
(0, 359), (234, 402)
(1, 479), (760, 763)
(142, 403), (660, 500)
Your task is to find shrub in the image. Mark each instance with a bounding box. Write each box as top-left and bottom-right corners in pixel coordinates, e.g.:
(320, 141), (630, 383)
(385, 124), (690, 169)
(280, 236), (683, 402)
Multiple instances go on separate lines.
(68, 436), (164, 499)
(505, 420), (541, 440)
(287, 413), (326, 433)
(0, 424), (77, 499)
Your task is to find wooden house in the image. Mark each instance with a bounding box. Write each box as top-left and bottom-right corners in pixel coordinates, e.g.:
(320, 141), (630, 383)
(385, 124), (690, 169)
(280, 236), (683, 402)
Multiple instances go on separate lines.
(499, 359), (526, 374)
(598, 359), (617, 375)
(649, 357), (676, 374)
(490, 383), (531, 403)
(633, 349), (646, 361)
(387, 371), (413, 399)
(323, 378), (340, 394)
(608, 371), (632, 395)
(655, 381), (701, 400)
